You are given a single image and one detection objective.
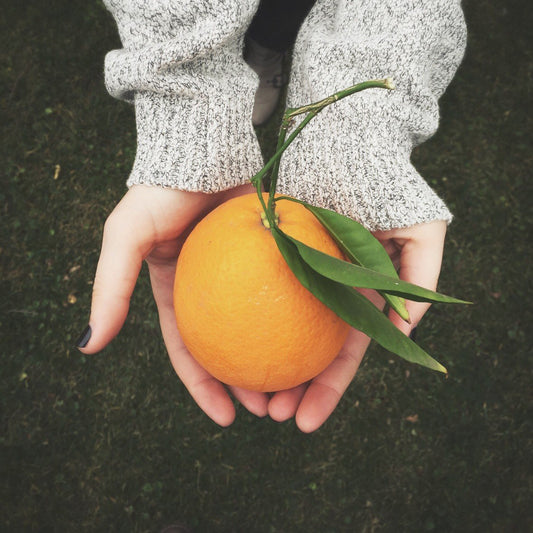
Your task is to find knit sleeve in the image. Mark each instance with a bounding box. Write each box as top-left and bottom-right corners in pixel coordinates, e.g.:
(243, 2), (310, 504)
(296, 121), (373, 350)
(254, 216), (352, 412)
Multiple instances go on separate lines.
(277, 0), (467, 231)
(103, 0), (264, 192)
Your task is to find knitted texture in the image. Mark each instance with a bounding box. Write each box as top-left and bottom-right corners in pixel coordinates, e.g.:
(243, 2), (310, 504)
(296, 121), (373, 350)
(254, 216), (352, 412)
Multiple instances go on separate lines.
(103, 0), (466, 230)
(277, 0), (467, 230)
(103, 0), (264, 192)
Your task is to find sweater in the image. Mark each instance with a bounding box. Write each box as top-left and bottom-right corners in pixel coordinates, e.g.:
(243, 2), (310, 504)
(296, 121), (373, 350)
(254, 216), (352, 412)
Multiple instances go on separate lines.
(103, 0), (467, 231)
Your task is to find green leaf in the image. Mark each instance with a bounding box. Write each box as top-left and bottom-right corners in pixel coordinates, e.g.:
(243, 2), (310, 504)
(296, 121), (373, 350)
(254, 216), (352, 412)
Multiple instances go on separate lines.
(272, 228), (447, 374)
(281, 232), (468, 304)
(278, 197), (410, 320)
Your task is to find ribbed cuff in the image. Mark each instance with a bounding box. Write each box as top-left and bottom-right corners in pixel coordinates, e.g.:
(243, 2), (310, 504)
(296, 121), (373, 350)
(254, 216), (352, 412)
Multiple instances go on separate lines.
(126, 90), (264, 193)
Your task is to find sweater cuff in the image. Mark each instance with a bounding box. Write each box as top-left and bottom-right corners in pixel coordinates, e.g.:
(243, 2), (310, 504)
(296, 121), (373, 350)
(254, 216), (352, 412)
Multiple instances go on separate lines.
(126, 90), (264, 193)
(276, 94), (453, 231)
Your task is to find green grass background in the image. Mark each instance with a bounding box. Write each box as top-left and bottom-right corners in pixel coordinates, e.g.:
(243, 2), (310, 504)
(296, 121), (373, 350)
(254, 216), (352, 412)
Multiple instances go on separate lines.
(1, 1), (531, 531)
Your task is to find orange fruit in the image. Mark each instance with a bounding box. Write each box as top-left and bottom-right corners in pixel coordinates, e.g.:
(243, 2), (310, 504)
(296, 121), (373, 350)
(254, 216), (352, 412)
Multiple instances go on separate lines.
(173, 193), (350, 392)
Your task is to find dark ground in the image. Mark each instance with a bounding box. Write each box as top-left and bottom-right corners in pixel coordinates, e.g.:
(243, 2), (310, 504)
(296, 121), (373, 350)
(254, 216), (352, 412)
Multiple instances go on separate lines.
(1, 1), (532, 531)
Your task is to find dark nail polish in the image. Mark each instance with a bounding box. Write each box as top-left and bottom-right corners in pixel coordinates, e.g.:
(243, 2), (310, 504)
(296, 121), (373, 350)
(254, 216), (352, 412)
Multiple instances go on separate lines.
(75, 325), (92, 348)
(409, 327), (418, 342)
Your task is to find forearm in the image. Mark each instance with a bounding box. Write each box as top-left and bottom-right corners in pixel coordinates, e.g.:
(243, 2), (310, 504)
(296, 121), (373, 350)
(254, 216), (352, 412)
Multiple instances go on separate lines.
(103, 0), (264, 191)
(279, 0), (467, 230)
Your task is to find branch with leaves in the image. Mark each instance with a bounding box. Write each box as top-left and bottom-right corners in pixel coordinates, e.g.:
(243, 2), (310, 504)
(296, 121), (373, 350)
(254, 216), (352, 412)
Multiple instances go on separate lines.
(250, 78), (470, 375)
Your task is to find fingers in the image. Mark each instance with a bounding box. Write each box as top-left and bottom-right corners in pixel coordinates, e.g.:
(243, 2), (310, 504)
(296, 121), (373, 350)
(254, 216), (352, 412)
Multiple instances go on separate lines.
(145, 184), (269, 424)
(268, 289), (383, 433)
(268, 384), (307, 422)
(296, 329), (371, 433)
(77, 182), (267, 426)
(268, 221), (447, 432)
(77, 186), (218, 355)
(384, 221), (447, 336)
(77, 197), (153, 354)
(228, 386), (270, 418)
(148, 259), (237, 427)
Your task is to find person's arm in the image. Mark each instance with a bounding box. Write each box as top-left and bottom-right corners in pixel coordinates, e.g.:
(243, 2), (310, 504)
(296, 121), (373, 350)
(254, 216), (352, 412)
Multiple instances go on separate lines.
(78, 1), (271, 426)
(267, 0), (467, 432)
(278, 0), (467, 231)
(103, 0), (264, 191)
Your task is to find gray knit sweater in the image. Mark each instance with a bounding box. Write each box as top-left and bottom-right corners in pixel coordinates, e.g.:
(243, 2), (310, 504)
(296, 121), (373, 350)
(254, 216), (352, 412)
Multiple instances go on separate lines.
(103, 0), (466, 230)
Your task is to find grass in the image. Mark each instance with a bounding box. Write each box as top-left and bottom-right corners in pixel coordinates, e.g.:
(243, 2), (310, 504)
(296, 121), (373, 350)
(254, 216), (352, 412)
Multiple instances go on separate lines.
(1, 0), (532, 531)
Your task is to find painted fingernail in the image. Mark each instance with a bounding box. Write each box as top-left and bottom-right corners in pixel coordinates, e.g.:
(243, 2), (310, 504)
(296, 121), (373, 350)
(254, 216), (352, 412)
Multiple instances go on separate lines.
(75, 325), (92, 348)
(409, 327), (418, 342)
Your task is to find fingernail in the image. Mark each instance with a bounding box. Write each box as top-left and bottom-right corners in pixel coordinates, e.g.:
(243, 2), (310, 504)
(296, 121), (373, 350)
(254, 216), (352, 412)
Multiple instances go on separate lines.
(409, 327), (418, 342)
(75, 325), (92, 348)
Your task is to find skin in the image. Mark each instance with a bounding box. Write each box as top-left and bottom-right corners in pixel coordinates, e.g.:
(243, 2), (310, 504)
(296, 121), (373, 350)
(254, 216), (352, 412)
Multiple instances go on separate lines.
(78, 184), (446, 433)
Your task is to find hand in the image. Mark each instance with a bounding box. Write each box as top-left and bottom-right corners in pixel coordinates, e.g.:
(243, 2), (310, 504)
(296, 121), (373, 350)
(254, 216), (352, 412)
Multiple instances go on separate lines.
(77, 183), (271, 426)
(79, 188), (445, 431)
(267, 220), (447, 433)
(373, 220), (447, 336)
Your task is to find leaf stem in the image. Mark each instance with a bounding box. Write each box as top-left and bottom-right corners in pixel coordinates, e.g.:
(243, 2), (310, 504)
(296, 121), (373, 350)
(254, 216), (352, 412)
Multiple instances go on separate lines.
(267, 119), (289, 212)
(266, 111), (316, 212)
(284, 78), (394, 121)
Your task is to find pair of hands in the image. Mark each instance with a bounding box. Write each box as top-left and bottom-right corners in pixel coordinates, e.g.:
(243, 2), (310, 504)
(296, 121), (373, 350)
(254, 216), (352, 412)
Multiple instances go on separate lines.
(77, 184), (446, 433)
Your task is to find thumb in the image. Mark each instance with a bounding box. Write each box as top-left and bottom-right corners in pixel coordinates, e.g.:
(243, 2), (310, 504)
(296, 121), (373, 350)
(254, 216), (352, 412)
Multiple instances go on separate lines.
(387, 221), (446, 337)
(76, 204), (153, 354)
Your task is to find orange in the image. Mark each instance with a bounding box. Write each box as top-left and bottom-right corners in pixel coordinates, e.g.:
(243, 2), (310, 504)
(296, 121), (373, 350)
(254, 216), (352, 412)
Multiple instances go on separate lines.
(173, 193), (350, 392)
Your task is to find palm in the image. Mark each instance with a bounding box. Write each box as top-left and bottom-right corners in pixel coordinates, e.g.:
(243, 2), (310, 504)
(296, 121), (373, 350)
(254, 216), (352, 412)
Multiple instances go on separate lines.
(145, 199), (386, 432)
